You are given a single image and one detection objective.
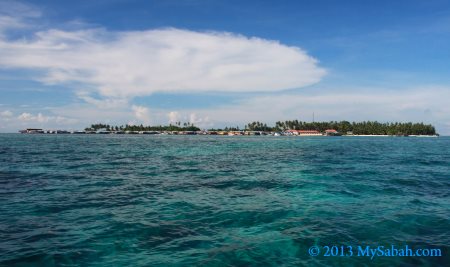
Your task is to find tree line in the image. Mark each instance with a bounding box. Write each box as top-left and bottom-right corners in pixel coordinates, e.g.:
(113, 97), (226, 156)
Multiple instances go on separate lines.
(85, 120), (437, 135)
(246, 120), (436, 135)
(85, 123), (200, 132)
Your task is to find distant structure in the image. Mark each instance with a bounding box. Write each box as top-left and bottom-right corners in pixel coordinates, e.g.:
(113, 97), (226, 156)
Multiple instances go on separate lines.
(324, 129), (341, 136)
(285, 130), (322, 136)
(17, 120), (438, 136)
(19, 128), (44, 134)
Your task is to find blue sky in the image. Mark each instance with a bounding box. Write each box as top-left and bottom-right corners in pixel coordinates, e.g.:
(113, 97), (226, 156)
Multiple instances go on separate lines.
(0, 0), (449, 133)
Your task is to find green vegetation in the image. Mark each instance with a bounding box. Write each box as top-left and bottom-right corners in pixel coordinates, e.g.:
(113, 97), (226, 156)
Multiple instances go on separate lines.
(247, 120), (436, 135)
(85, 123), (200, 132)
(85, 120), (436, 135)
(208, 126), (242, 131)
(245, 121), (270, 132)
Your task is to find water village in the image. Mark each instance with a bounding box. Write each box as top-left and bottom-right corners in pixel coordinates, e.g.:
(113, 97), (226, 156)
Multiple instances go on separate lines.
(19, 120), (439, 137)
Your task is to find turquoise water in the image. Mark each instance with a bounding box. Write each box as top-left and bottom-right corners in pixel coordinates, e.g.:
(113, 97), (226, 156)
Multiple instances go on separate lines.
(0, 134), (449, 266)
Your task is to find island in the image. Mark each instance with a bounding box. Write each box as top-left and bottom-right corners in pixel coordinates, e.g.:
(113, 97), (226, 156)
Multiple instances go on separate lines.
(19, 120), (438, 136)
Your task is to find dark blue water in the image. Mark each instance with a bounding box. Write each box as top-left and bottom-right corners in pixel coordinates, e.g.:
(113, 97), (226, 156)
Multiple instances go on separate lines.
(0, 134), (449, 266)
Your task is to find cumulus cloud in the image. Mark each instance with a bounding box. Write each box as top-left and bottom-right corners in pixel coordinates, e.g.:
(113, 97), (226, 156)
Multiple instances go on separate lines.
(17, 112), (35, 121)
(166, 111), (211, 128)
(131, 105), (151, 125)
(0, 24), (326, 100)
(168, 111), (181, 124)
(0, 3), (328, 131)
(189, 113), (210, 127)
(17, 112), (77, 125)
(0, 110), (13, 117)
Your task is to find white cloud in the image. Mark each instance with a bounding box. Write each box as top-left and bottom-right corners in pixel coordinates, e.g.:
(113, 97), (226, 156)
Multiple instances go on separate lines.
(0, 110), (13, 117)
(18, 112), (47, 123)
(189, 113), (211, 128)
(0, 26), (326, 100)
(166, 111), (211, 128)
(0, 1), (40, 36)
(17, 112), (77, 125)
(168, 111), (180, 124)
(17, 112), (34, 121)
(131, 105), (151, 125)
(76, 91), (128, 109)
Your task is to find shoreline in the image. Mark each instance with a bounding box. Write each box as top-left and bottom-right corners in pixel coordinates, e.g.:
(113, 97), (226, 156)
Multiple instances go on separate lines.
(13, 131), (440, 137)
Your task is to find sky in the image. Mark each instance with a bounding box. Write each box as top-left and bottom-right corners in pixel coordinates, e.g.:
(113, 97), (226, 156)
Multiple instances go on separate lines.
(0, 0), (449, 133)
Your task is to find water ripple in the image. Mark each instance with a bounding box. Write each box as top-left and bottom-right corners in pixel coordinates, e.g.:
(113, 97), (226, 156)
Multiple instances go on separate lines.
(0, 135), (449, 266)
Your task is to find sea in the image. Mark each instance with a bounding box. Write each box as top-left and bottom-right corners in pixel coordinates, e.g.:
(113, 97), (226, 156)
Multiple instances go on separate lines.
(0, 134), (449, 266)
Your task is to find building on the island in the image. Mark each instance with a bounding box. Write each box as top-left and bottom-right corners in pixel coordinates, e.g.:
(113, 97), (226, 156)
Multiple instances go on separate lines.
(285, 130), (322, 136)
(19, 128), (45, 134)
